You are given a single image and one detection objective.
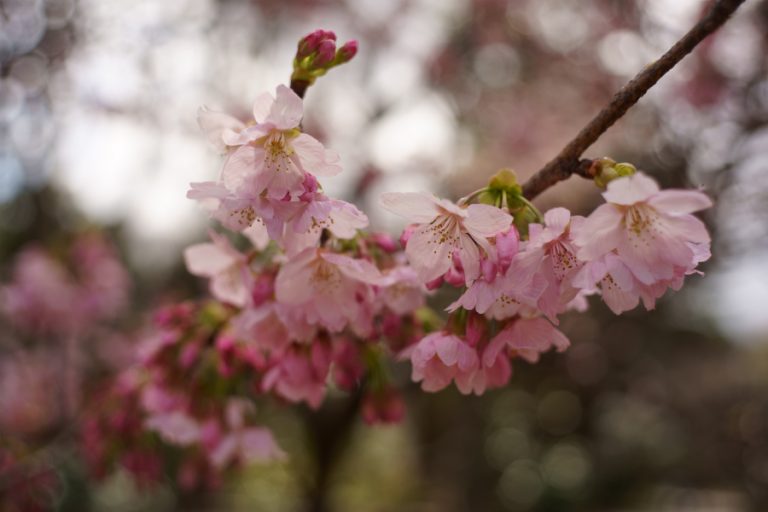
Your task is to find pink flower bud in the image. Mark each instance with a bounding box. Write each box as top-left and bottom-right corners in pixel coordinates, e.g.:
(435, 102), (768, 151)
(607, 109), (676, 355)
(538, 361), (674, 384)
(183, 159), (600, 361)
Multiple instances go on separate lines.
(496, 227), (519, 270)
(361, 388), (405, 425)
(314, 40), (337, 67)
(465, 313), (486, 347)
(400, 224), (417, 247)
(336, 40), (358, 63)
(481, 258), (497, 282)
(443, 264), (465, 287)
(251, 274), (274, 307)
(370, 232), (398, 253)
(425, 276), (444, 291)
(299, 173), (319, 201)
(297, 30), (325, 59)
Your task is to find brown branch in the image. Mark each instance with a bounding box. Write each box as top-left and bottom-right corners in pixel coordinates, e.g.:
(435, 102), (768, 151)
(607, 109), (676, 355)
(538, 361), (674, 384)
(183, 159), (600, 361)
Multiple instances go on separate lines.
(521, 0), (748, 200)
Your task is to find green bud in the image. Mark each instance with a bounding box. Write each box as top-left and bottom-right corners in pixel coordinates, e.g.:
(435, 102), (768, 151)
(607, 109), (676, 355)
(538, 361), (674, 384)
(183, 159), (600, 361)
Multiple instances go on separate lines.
(593, 157), (636, 188)
(488, 168), (522, 196)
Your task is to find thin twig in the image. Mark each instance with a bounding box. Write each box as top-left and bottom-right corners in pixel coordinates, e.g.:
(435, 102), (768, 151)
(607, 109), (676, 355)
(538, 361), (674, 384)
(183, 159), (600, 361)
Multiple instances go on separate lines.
(521, 0), (748, 200)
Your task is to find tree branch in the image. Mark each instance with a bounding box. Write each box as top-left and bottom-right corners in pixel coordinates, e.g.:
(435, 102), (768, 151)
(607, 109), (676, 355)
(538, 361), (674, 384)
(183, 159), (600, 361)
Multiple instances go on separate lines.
(521, 0), (748, 200)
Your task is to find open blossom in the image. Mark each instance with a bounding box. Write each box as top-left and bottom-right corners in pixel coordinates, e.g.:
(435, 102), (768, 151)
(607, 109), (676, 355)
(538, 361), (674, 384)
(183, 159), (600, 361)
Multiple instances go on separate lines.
(483, 317), (570, 367)
(573, 172), (712, 284)
(187, 181), (273, 232)
(406, 331), (479, 393)
(207, 400), (284, 469)
(198, 85), (341, 200)
(277, 194), (369, 256)
(523, 208), (585, 321)
(378, 265), (425, 315)
(184, 231), (251, 307)
(380, 192), (512, 284)
(262, 343), (332, 408)
(448, 228), (546, 320)
(275, 249), (382, 333)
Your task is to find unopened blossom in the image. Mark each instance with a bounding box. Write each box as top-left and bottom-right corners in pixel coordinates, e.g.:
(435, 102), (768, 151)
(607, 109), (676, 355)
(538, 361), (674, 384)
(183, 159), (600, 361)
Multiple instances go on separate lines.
(573, 172), (712, 284)
(198, 85), (341, 200)
(275, 249), (382, 333)
(380, 192), (512, 284)
(407, 331), (479, 393)
(184, 231), (251, 307)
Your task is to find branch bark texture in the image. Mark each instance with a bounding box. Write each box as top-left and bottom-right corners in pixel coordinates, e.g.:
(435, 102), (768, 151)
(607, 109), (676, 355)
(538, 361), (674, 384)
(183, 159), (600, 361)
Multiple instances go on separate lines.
(521, 0), (748, 200)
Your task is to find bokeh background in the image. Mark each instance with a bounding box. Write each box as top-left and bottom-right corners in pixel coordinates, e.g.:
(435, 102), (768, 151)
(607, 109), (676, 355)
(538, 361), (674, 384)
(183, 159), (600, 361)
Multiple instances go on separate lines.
(2, 0), (768, 510)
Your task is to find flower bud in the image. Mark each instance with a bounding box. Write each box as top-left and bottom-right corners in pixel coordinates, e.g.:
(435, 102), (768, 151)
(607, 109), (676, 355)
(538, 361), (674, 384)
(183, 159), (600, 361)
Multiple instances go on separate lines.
(335, 40), (358, 64)
(314, 39), (337, 67)
(592, 157), (636, 188)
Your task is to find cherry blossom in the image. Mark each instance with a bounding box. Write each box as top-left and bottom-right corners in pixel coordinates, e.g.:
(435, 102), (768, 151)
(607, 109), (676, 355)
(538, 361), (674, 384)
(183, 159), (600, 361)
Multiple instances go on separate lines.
(380, 192), (512, 284)
(573, 172), (711, 284)
(184, 231), (252, 307)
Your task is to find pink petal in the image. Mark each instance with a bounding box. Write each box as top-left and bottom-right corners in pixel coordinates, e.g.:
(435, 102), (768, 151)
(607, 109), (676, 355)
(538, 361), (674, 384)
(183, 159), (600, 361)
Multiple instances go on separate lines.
(459, 233), (481, 284)
(211, 267), (249, 307)
(240, 428), (286, 462)
(574, 204), (624, 260)
(268, 85), (304, 130)
(275, 249), (318, 304)
(321, 253), (383, 284)
(327, 199), (369, 238)
(291, 133), (342, 177)
(184, 243), (236, 277)
(648, 189), (712, 215)
(463, 204), (513, 237)
(543, 207), (571, 233)
(222, 145), (265, 193)
(405, 223), (455, 283)
(197, 106), (245, 153)
(252, 91), (275, 124)
(243, 222), (270, 250)
(510, 317), (570, 352)
(603, 172), (659, 205)
(379, 192), (441, 223)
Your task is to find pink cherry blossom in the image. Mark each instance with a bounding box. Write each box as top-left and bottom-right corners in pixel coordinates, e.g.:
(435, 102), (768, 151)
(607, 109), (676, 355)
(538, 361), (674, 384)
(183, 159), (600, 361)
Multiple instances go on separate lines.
(275, 249), (382, 333)
(183, 231), (251, 307)
(262, 343), (332, 409)
(378, 265), (425, 315)
(484, 317), (570, 367)
(207, 400), (284, 468)
(200, 85), (341, 200)
(380, 192), (512, 284)
(522, 207), (585, 321)
(145, 411), (201, 446)
(573, 172), (712, 284)
(407, 331), (479, 393)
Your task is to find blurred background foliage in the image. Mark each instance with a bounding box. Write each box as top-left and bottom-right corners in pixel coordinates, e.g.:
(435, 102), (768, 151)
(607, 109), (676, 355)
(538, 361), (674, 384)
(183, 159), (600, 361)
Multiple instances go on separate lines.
(2, 0), (768, 510)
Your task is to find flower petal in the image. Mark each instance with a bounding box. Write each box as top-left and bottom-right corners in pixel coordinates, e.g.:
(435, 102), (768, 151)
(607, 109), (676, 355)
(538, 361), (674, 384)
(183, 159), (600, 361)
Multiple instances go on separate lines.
(603, 172), (659, 205)
(291, 133), (342, 177)
(184, 243), (236, 277)
(379, 192), (441, 223)
(463, 204), (513, 237)
(268, 85), (304, 130)
(197, 106), (245, 153)
(648, 189), (712, 215)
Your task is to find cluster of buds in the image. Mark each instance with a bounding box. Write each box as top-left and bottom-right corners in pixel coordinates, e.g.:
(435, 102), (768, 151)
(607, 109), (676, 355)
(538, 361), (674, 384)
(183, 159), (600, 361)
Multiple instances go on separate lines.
(291, 30), (358, 95)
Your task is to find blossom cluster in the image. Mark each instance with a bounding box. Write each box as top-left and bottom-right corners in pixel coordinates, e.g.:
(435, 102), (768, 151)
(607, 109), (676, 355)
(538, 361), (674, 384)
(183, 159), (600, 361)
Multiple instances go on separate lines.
(82, 30), (713, 488)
